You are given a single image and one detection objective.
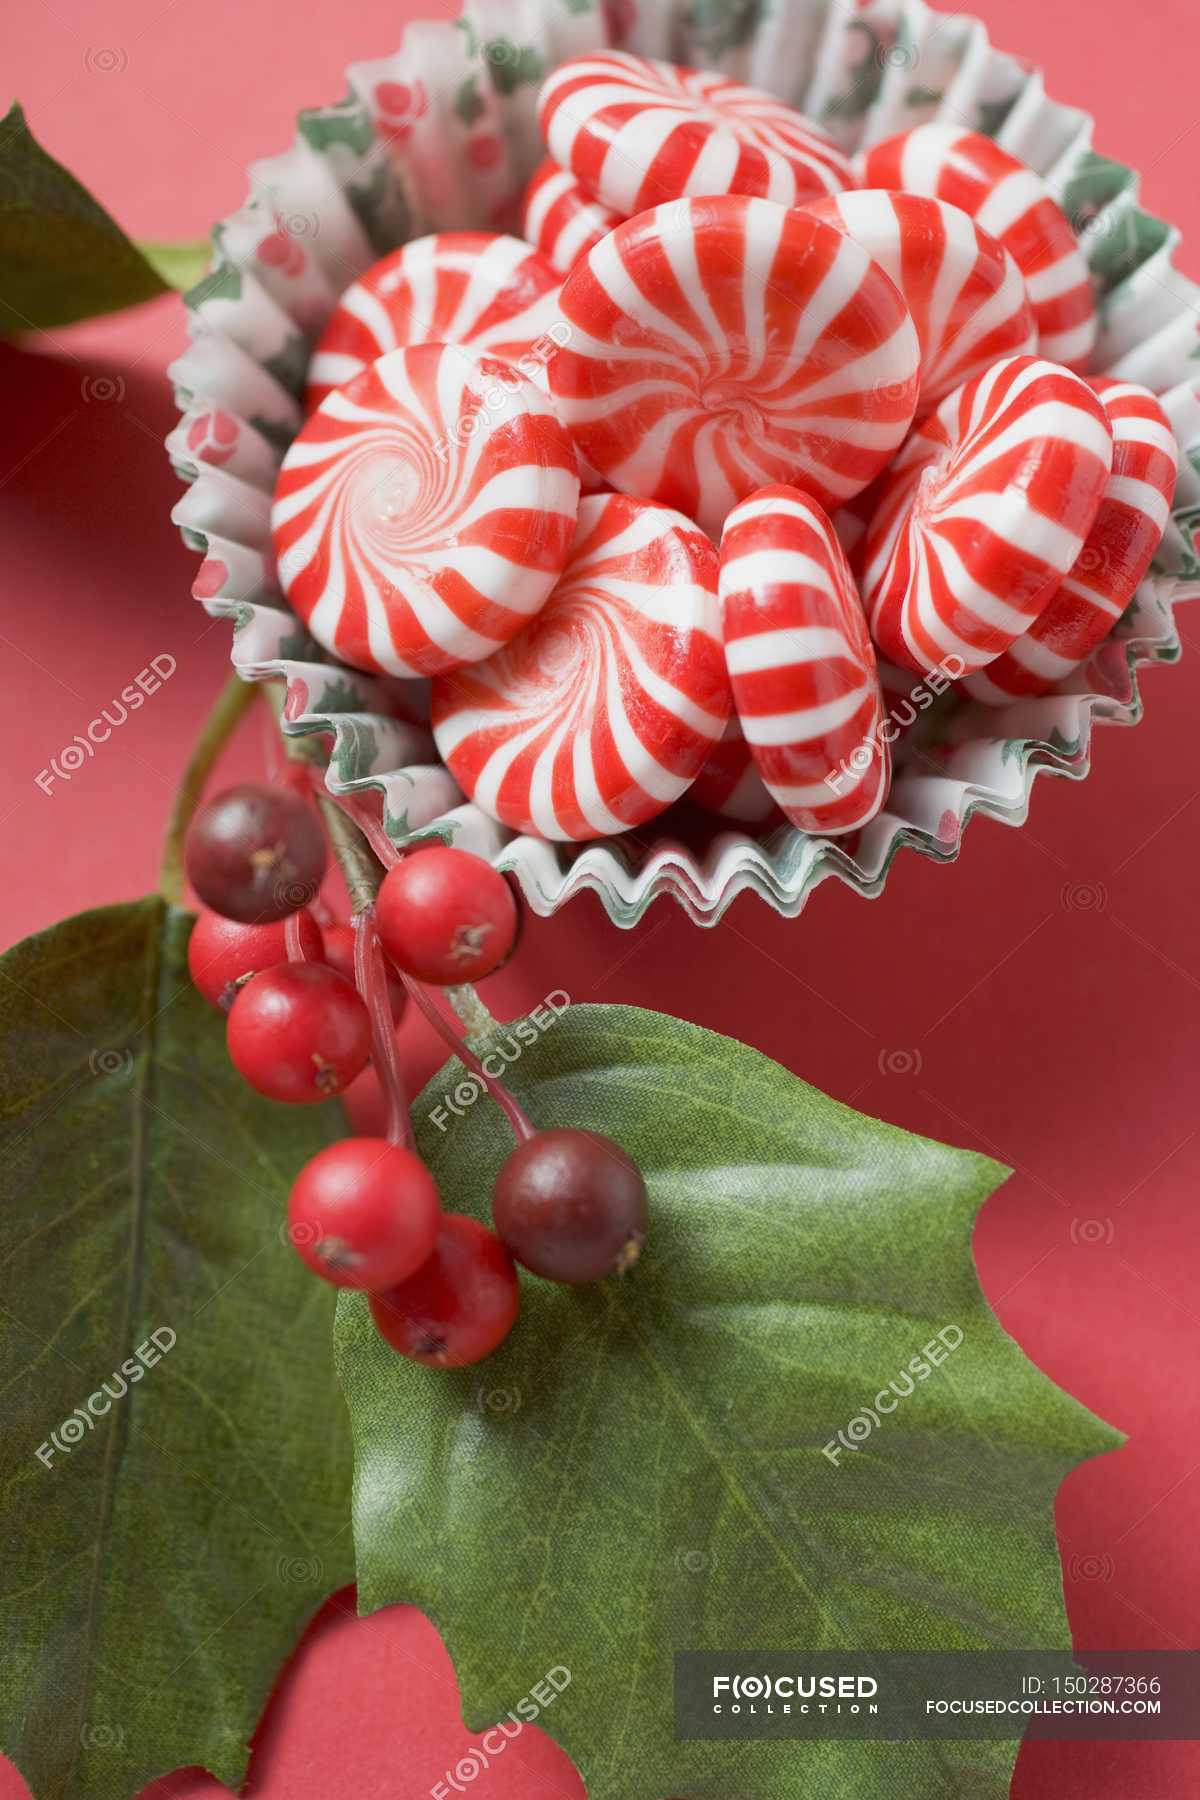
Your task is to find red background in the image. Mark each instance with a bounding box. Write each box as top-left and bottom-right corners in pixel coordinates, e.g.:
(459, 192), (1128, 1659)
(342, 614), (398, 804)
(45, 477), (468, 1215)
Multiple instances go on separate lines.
(2, 0), (1198, 1794)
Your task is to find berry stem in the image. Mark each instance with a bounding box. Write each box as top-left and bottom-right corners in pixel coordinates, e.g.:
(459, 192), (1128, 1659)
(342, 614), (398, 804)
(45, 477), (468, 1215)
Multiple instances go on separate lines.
(323, 784), (400, 872)
(320, 793), (385, 914)
(354, 908), (415, 1151)
(445, 984), (500, 1046)
(401, 975), (535, 1145)
(159, 673), (261, 905)
(263, 679), (386, 914)
(284, 911), (313, 962)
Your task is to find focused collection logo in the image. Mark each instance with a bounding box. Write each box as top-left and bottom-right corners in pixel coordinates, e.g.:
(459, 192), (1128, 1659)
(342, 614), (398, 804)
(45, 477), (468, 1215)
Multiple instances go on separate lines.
(711, 1673), (879, 1715)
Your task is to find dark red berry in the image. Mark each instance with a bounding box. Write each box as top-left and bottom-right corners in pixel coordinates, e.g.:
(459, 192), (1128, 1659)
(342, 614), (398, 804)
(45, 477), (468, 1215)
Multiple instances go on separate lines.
(185, 783), (327, 923)
(288, 1138), (440, 1289)
(188, 907), (323, 1010)
(370, 1214), (519, 1366)
(322, 924), (407, 1023)
(227, 963), (371, 1103)
(492, 1128), (648, 1285)
(375, 846), (518, 986)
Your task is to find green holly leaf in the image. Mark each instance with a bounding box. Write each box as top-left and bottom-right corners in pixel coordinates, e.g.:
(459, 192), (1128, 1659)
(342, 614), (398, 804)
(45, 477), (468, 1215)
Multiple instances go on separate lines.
(0, 899), (354, 1799)
(138, 238), (212, 292)
(336, 1004), (1117, 1800)
(0, 103), (209, 332)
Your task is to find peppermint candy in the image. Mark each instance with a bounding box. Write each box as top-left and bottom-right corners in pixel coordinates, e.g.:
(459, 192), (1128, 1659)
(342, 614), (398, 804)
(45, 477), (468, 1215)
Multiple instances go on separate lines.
(720, 485), (890, 837)
(964, 378), (1178, 704)
(304, 233), (565, 413)
(551, 197), (921, 539)
(802, 191), (1036, 414)
(861, 355), (1114, 678)
(690, 715), (779, 825)
(857, 125), (1097, 371)
(521, 157), (626, 275)
(538, 51), (853, 216)
(272, 343), (580, 679)
(430, 493), (729, 841)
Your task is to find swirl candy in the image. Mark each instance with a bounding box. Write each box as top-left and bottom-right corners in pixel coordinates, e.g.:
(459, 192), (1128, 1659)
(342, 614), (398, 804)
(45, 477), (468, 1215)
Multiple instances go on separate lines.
(522, 157), (626, 275)
(861, 355), (1113, 678)
(964, 377), (1179, 705)
(304, 233), (565, 413)
(690, 715), (779, 825)
(720, 485), (890, 837)
(802, 191), (1036, 414)
(537, 51), (853, 216)
(430, 493), (729, 840)
(272, 343), (580, 679)
(857, 125), (1097, 371)
(551, 197), (921, 540)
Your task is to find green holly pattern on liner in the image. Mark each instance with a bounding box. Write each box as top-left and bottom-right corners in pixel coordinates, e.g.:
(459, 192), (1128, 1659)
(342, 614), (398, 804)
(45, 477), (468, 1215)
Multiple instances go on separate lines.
(455, 74), (487, 127)
(685, 0), (767, 58)
(1060, 149), (1137, 233)
(332, 719), (382, 783)
(299, 94), (378, 157)
(824, 20), (890, 120)
(483, 39), (546, 94)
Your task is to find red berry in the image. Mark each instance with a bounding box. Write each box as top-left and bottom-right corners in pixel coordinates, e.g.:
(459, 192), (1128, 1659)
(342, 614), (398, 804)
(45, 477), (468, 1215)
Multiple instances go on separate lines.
(492, 1128), (648, 1285)
(227, 963), (371, 1103)
(375, 847), (518, 986)
(185, 783), (327, 923)
(322, 924), (407, 1023)
(188, 907), (323, 1010)
(370, 1214), (519, 1366)
(288, 1138), (440, 1289)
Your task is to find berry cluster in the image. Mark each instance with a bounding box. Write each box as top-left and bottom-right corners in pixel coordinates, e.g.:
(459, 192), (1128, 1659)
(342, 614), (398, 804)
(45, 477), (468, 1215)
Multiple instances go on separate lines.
(184, 782), (649, 1367)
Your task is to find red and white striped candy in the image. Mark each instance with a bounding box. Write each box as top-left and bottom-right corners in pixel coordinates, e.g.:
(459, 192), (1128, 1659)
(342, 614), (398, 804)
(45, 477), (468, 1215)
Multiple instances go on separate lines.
(857, 126), (1097, 371)
(802, 191), (1036, 414)
(861, 355), (1113, 677)
(964, 377), (1178, 704)
(551, 197), (921, 540)
(273, 343), (580, 679)
(720, 485), (890, 837)
(430, 492), (729, 840)
(690, 715), (779, 825)
(538, 51), (853, 216)
(304, 234), (565, 413)
(521, 157), (626, 275)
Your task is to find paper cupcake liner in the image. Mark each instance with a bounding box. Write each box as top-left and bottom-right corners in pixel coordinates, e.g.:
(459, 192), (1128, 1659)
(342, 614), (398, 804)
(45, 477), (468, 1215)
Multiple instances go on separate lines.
(166, 0), (1200, 927)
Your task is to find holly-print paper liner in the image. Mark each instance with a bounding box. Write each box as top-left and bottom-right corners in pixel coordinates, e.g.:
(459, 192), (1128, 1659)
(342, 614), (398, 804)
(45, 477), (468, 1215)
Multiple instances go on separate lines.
(165, 0), (1200, 927)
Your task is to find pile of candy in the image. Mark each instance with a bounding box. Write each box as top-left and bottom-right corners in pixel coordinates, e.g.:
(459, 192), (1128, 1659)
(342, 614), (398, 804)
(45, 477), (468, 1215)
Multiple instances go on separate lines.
(271, 50), (1180, 847)
(185, 782), (649, 1367)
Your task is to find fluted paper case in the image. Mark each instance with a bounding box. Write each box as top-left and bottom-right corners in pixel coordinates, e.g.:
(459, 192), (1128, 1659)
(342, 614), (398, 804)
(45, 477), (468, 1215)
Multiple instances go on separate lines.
(166, 0), (1200, 926)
